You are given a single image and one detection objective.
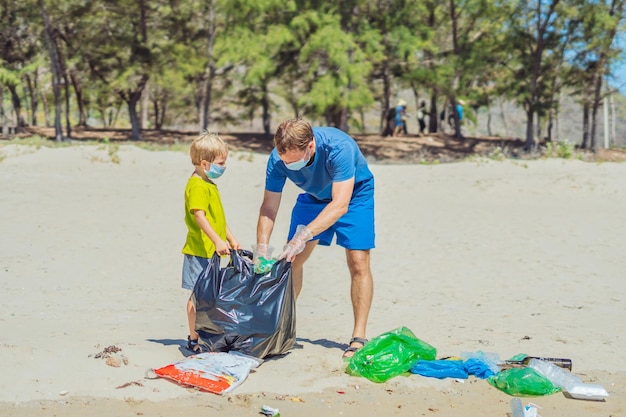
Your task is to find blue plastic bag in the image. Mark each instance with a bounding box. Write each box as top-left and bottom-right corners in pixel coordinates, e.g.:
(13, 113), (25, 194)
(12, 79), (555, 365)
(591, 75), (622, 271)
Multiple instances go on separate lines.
(410, 360), (468, 379)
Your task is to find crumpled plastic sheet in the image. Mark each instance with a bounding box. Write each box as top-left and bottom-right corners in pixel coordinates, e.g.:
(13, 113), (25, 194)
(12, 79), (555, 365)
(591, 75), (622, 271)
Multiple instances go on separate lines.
(410, 359), (469, 379)
(154, 352), (262, 395)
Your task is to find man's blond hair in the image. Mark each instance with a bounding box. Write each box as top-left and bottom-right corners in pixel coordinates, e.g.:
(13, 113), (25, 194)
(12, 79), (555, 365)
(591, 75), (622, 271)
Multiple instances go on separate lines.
(190, 131), (228, 165)
(274, 119), (314, 154)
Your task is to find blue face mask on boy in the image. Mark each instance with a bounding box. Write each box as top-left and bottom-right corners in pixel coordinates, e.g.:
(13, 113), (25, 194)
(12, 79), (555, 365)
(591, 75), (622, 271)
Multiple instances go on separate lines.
(205, 164), (226, 179)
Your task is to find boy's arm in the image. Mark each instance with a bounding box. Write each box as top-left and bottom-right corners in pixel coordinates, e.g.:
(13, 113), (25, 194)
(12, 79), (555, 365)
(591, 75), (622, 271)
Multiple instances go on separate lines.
(226, 225), (241, 250)
(193, 209), (230, 256)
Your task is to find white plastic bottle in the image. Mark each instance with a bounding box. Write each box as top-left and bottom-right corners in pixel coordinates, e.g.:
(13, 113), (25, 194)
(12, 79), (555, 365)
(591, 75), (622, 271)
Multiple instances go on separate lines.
(510, 398), (525, 417)
(528, 359), (609, 401)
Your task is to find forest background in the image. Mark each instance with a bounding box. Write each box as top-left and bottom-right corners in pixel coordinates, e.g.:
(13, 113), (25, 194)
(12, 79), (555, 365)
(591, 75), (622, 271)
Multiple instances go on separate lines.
(1, 0), (625, 154)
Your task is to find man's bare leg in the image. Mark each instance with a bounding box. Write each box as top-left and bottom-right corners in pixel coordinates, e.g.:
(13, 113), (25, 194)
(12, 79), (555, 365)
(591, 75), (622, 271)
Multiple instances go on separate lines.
(290, 240), (318, 298)
(344, 249), (374, 358)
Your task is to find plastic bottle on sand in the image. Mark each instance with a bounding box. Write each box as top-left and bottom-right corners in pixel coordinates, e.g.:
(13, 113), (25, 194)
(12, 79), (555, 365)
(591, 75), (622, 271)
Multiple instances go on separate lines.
(510, 398), (525, 417)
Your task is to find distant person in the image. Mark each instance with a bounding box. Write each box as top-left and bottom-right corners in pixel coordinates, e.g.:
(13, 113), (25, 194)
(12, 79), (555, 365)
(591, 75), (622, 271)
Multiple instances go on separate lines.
(393, 99), (407, 136)
(417, 100), (428, 135)
(456, 100), (464, 123)
(181, 132), (241, 353)
(255, 119), (375, 359)
(448, 99), (464, 132)
(440, 99), (465, 131)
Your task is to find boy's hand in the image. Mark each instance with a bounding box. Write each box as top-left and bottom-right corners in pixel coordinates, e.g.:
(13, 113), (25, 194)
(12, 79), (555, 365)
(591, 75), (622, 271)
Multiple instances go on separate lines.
(214, 240), (230, 256)
(229, 238), (241, 251)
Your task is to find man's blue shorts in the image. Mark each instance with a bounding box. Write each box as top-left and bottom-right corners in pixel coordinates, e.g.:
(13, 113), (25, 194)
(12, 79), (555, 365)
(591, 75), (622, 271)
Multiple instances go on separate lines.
(288, 191), (375, 250)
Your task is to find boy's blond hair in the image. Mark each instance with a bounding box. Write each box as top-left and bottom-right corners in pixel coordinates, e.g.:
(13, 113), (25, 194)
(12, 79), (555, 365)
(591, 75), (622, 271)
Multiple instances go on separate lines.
(274, 119), (314, 154)
(190, 131), (228, 165)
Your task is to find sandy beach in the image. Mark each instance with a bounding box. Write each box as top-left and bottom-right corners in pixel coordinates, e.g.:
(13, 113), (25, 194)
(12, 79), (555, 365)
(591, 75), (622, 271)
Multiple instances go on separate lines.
(0, 142), (625, 416)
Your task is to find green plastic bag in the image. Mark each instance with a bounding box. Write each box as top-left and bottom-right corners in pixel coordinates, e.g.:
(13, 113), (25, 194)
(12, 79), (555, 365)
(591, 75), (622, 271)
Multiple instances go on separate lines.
(488, 367), (562, 396)
(346, 326), (437, 383)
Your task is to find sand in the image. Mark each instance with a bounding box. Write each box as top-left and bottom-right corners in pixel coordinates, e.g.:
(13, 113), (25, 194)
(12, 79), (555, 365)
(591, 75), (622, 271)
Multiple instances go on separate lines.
(0, 143), (625, 417)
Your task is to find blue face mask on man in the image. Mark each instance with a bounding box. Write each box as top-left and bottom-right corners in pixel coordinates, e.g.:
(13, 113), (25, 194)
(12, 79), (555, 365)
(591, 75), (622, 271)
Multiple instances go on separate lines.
(205, 163), (226, 179)
(284, 148), (311, 171)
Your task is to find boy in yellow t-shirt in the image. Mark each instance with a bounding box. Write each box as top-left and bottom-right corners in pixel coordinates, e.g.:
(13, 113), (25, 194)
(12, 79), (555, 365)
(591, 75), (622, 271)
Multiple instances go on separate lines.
(181, 132), (240, 353)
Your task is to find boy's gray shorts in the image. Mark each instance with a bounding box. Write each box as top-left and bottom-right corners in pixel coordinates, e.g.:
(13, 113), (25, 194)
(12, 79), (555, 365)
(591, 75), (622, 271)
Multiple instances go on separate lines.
(182, 254), (210, 290)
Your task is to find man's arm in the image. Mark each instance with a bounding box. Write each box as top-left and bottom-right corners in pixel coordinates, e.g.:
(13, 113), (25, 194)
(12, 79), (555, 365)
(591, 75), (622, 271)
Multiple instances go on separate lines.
(257, 190), (282, 245)
(277, 178), (354, 261)
(306, 177), (354, 236)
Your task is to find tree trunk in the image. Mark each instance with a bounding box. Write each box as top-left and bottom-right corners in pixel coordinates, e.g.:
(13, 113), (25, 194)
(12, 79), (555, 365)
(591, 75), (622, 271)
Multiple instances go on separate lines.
(96, 96), (107, 127)
(486, 103), (492, 136)
(411, 85), (419, 129)
(588, 0), (625, 150)
(121, 74), (149, 140)
(40, 81), (50, 127)
(546, 109), (553, 142)
(609, 90), (616, 147)
(426, 6), (437, 135)
(63, 72), (72, 138)
(590, 102), (598, 151)
(554, 92), (560, 142)
(429, 90), (438, 133)
(201, 0), (217, 131)
(100, 106), (107, 127)
(536, 113), (541, 142)
(201, 71), (214, 131)
(522, 0), (556, 150)
(449, 96), (463, 139)
(360, 109), (365, 135)
(39, 0), (64, 141)
(24, 74), (38, 126)
(589, 71), (604, 152)
(158, 101), (166, 130)
(111, 103), (121, 128)
(338, 108), (349, 132)
(7, 85), (25, 130)
(127, 92), (142, 140)
(499, 99), (509, 137)
(581, 103), (589, 149)
(70, 69), (87, 126)
(380, 57), (391, 135)
(141, 80), (149, 129)
(152, 98), (162, 130)
(524, 108), (536, 151)
(0, 84), (8, 138)
(261, 83), (271, 135)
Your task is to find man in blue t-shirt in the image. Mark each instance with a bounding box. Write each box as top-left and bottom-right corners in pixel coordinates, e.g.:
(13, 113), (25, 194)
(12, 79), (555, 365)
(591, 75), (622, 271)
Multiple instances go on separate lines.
(256, 118), (375, 359)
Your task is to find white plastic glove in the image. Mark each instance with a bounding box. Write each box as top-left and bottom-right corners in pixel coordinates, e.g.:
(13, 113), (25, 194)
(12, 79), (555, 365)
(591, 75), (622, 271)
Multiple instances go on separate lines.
(252, 243), (275, 273)
(277, 226), (313, 262)
(252, 243), (272, 261)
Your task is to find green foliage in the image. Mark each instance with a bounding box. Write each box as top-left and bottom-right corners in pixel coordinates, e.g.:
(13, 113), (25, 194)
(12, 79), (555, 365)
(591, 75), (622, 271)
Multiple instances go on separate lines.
(486, 145), (508, 161)
(544, 140), (578, 159)
(295, 11), (375, 121)
(0, 63), (20, 86)
(0, 0), (623, 143)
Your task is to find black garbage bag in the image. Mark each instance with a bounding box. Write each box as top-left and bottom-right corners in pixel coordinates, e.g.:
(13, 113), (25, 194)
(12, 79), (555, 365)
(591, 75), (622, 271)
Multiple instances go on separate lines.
(193, 249), (296, 358)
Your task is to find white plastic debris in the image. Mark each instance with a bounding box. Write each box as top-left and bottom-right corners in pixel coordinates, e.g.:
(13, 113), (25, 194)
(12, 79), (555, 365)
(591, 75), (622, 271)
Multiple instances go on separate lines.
(260, 405), (280, 417)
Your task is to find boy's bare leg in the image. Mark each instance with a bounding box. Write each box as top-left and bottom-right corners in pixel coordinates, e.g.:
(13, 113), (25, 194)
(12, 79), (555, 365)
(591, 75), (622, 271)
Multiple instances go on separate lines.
(187, 297), (198, 341)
